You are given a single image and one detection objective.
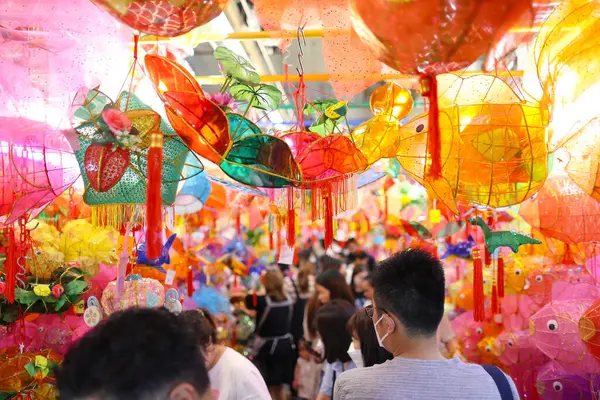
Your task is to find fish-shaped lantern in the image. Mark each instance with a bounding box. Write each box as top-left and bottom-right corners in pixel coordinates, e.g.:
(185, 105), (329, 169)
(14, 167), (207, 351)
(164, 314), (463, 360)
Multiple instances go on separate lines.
(536, 361), (600, 400)
(529, 299), (600, 375)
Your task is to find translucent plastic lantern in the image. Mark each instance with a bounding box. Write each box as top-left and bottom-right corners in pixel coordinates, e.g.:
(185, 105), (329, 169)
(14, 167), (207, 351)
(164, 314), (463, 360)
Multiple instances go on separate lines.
(91, 0), (228, 37)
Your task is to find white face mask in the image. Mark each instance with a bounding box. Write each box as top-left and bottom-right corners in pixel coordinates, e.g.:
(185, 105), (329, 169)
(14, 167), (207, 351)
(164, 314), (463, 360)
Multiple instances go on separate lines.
(347, 342), (363, 368)
(374, 315), (391, 348)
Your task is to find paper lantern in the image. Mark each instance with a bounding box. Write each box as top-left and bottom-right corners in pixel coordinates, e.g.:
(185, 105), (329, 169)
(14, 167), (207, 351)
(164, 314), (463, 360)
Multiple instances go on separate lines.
(535, 361), (599, 400)
(579, 298), (600, 362)
(91, 0), (227, 37)
(0, 118), (79, 224)
(520, 175), (600, 244)
(529, 300), (600, 374)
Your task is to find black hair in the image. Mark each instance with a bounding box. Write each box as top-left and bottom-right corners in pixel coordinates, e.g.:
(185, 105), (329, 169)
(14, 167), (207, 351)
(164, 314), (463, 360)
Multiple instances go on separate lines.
(316, 299), (356, 364)
(344, 238), (357, 249)
(180, 308), (218, 349)
(347, 308), (393, 367)
(318, 255), (342, 273)
(57, 308), (210, 399)
(372, 249), (445, 337)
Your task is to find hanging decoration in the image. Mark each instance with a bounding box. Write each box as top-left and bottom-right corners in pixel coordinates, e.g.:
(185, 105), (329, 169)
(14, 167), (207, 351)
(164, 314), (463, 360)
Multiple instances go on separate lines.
(91, 0), (228, 37)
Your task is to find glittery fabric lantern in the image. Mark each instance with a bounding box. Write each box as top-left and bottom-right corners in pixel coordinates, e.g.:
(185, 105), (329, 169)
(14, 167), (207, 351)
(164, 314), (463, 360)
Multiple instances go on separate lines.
(71, 88), (202, 226)
(91, 0), (228, 37)
(101, 277), (165, 315)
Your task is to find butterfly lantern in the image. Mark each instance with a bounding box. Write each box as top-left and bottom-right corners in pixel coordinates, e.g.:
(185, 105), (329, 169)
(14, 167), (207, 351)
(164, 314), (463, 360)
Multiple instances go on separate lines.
(91, 0), (228, 37)
(145, 49), (420, 249)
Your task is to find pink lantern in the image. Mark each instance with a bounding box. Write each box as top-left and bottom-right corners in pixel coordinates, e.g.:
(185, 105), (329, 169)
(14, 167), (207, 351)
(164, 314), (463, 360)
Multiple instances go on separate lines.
(529, 299), (600, 374)
(0, 118), (79, 224)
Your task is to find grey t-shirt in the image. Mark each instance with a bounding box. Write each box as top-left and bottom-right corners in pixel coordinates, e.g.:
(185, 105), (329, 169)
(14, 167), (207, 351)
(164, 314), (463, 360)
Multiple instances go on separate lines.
(334, 357), (520, 400)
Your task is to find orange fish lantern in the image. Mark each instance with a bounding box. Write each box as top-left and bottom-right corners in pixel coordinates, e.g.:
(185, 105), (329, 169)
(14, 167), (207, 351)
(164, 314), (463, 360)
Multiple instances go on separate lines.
(91, 0), (228, 37)
(394, 74), (548, 213)
(520, 175), (600, 244)
(350, 0), (548, 212)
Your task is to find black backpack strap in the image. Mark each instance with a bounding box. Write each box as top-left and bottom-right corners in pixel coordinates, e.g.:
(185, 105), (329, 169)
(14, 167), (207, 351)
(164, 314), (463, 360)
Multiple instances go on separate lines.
(482, 365), (513, 400)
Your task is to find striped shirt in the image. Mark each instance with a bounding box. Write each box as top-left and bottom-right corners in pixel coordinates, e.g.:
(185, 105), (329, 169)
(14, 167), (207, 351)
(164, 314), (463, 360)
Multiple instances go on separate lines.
(284, 274), (315, 302)
(334, 357), (519, 400)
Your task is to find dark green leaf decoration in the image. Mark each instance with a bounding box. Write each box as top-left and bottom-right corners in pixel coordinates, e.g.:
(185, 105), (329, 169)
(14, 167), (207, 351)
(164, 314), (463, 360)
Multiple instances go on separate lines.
(65, 280), (88, 296)
(55, 296), (67, 312)
(15, 288), (39, 305)
(230, 83), (282, 111)
(214, 46), (260, 84)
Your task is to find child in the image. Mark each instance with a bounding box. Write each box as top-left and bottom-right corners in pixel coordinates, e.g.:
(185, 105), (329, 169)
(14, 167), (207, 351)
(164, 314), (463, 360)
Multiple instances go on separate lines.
(293, 340), (319, 400)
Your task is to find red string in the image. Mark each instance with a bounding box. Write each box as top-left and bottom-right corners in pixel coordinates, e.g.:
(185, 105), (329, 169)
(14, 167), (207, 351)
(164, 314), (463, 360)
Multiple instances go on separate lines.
(324, 186), (334, 250)
(187, 266), (193, 297)
(5, 228), (16, 303)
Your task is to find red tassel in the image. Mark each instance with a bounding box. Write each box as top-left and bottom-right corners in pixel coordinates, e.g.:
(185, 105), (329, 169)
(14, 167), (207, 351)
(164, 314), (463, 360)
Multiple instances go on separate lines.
(324, 188), (334, 250)
(233, 274), (238, 288)
(287, 187), (295, 247)
(269, 230), (274, 250)
(484, 246), (492, 266)
(491, 284), (499, 314)
(252, 290), (257, 307)
(497, 255), (504, 298)
(472, 248), (485, 322)
(5, 228), (16, 303)
(187, 266), (193, 296)
(421, 74), (442, 178)
(146, 132), (163, 260)
(236, 211), (241, 235)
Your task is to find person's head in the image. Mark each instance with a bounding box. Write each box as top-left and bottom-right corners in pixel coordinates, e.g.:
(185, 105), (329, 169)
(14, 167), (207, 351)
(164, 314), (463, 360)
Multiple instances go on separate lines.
(297, 249), (315, 271)
(316, 300), (356, 364)
(315, 270), (354, 305)
(347, 308), (393, 368)
(344, 238), (358, 254)
(57, 308), (211, 400)
(297, 267), (311, 295)
(180, 309), (219, 368)
(318, 255), (342, 273)
(264, 269), (286, 301)
(362, 274), (374, 300)
(369, 249), (445, 354)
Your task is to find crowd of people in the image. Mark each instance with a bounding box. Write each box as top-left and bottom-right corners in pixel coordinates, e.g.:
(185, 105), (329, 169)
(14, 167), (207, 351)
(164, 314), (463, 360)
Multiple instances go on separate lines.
(56, 244), (520, 400)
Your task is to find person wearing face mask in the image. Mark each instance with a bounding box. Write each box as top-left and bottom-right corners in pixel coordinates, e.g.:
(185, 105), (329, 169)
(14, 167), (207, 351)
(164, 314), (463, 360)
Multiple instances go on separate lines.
(333, 249), (519, 400)
(346, 308), (393, 368)
(180, 309), (270, 400)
